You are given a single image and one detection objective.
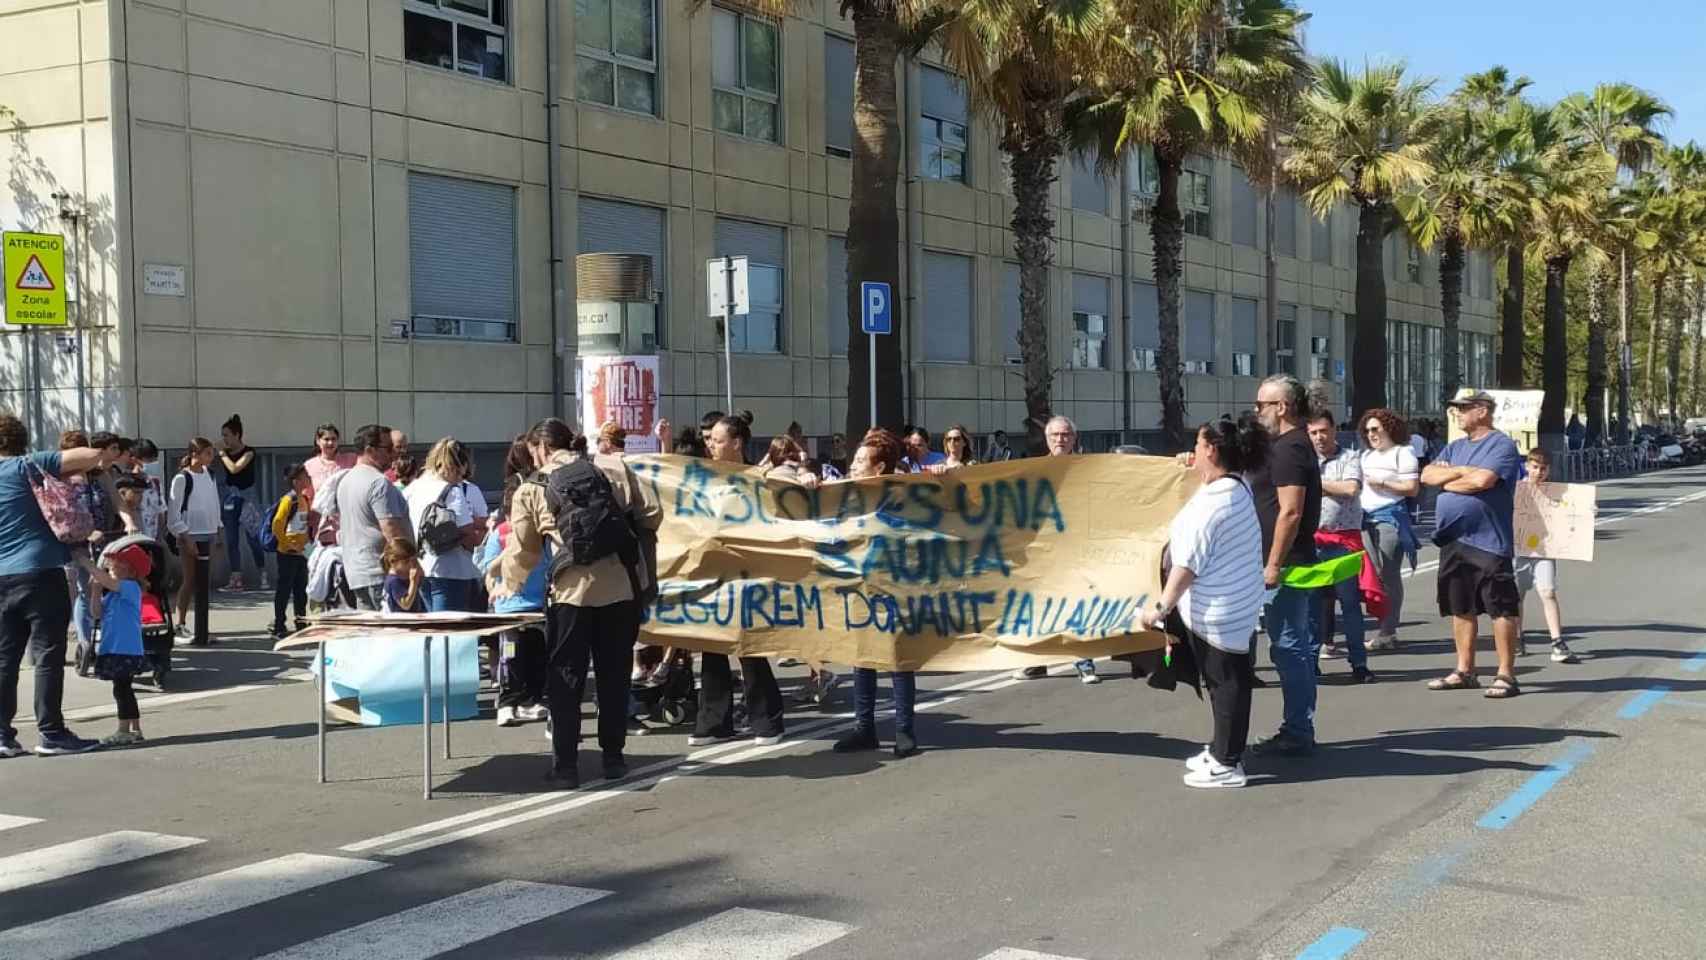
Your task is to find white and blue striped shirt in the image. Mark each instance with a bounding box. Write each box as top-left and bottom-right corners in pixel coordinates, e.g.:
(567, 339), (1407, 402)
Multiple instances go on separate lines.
(1169, 476), (1265, 653)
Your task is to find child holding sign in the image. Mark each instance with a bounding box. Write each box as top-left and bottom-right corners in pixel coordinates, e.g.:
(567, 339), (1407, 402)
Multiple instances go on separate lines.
(1514, 449), (1578, 663)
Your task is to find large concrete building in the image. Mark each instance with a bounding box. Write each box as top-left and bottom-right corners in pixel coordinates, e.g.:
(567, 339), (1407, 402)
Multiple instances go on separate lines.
(1, 0), (1500, 457)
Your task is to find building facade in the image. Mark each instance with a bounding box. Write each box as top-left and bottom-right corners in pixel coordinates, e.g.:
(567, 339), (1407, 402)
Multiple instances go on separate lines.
(1, 0), (1500, 454)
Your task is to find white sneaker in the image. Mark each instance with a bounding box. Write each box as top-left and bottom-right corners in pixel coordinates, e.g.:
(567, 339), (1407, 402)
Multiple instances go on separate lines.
(815, 670), (841, 704)
(495, 706), (521, 728)
(686, 732), (736, 746)
(517, 703), (549, 722)
(1550, 641), (1580, 664)
(1318, 643), (1345, 660)
(1183, 761), (1247, 789)
(1185, 746), (1214, 773)
(1366, 634), (1397, 652)
(1075, 662), (1101, 685)
(751, 733), (784, 746)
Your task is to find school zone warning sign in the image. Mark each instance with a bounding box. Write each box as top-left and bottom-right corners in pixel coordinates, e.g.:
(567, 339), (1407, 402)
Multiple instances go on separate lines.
(3, 232), (67, 326)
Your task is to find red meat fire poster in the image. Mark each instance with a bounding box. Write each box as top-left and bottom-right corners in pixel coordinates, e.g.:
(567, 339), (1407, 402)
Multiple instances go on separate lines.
(580, 354), (661, 453)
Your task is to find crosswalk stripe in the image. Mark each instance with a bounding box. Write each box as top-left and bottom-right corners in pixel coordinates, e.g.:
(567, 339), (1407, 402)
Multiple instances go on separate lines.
(976, 950), (1091, 960)
(0, 814), (43, 832)
(604, 907), (852, 960)
(253, 880), (609, 960)
(0, 852), (386, 960)
(0, 830), (204, 895)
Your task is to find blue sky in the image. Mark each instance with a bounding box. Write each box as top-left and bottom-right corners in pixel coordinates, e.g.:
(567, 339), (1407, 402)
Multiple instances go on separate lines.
(1298, 0), (1705, 146)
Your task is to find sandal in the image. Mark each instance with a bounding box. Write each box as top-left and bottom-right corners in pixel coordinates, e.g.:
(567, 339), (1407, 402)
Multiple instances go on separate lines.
(1426, 669), (1479, 691)
(1483, 675), (1521, 699)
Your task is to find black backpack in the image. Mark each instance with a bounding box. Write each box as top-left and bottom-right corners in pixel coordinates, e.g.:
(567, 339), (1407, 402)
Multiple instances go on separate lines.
(418, 482), (466, 556)
(540, 458), (646, 597)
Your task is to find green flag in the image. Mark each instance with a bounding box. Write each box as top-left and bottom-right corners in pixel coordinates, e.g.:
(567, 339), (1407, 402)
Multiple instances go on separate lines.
(1282, 551), (1365, 589)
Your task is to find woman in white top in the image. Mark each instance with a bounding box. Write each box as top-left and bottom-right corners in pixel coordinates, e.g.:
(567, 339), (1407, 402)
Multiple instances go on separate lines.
(1357, 409), (1420, 646)
(167, 438), (222, 642)
(403, 438), (488, 612)
(1141, 415), (1268, 789)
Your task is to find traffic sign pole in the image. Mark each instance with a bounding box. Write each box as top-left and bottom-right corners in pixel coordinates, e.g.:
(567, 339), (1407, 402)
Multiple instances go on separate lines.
(722, 258), (735, 413)
(868, 332), (876, 429)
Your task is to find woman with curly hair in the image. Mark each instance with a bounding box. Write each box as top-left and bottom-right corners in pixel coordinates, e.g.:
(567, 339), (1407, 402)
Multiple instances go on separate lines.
(1358, 408), (1419, 648)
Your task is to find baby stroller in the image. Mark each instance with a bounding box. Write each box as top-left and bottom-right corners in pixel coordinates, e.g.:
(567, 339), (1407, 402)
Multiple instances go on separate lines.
(629, 647), (697, 728)
(88, 535), (178, 688)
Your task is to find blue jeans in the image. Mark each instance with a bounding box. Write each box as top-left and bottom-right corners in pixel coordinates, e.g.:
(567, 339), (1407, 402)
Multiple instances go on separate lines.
(222, 490), (265, 580)
(1316, 542), (1367, 670)
(852, 668), (916, 734)
(420, 577), (474, 613)
(1265, 584), (1317, 742)
(70, 563), (94, 648)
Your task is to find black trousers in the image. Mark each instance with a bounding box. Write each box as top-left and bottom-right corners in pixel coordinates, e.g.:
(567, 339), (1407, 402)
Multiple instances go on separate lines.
(272, 553), (308, 630)
(1188, 629), (1253, 767)
(112, 675), (139, 721)
(190, 540), (210, 645)
(498, 626), (548, 708)
(0, 570), (72, 739)
(545, 600), (640, 766)
(695, 653), (783, 738)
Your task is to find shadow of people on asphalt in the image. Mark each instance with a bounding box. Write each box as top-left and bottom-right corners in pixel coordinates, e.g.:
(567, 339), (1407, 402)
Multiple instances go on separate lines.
(1258, 724), (1619, 785)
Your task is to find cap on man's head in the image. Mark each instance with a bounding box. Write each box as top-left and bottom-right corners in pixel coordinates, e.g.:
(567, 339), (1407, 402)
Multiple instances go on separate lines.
(1445, 389), (1497, 409)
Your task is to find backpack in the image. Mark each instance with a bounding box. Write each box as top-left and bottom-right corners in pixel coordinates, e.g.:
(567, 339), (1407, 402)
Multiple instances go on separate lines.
(258, 495), (295, 553)
(26, 461), (96, 544)
(418, 482), (466, 556)
(540, 458), (645, 596)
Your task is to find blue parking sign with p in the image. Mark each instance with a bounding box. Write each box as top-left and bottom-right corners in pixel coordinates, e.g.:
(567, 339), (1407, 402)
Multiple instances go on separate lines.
(860, 281), (891, 335)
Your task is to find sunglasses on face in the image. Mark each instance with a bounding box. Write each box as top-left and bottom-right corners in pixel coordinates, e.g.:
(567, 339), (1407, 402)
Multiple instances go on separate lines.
(1364, 426), (1383, 434)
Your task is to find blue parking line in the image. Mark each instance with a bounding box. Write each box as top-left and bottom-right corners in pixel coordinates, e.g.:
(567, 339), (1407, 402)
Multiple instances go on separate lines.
(1683, 649), (1706, 673)
(1618, 686), (1670, 719)
(1296, 926), (1368, 960)
(1476, 742), (1596, 830)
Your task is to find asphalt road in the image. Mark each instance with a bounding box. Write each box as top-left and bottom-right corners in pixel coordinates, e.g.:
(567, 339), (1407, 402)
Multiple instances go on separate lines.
(3, 467), (1705, 960)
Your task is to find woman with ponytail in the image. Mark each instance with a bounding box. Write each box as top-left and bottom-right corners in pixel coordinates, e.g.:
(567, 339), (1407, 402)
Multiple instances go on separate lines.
(167, 438), (220, 643)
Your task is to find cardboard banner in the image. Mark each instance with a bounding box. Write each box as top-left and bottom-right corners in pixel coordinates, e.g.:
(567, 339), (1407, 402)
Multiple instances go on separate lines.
(581, 355), (661, 453)
(1449, 388), (1543, 452)
(629, 453), (1199, 671)
(1515, 481), (1596, 562)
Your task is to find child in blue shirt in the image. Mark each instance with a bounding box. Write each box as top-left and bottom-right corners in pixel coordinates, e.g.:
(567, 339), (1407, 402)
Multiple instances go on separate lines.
(79, 543), (154, 747)
(381, 539), (425, 613)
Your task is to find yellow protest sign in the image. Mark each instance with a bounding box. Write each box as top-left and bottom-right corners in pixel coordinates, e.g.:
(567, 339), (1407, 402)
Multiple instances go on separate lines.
(3, 231), (67, 326)
(629, 453), (1199, 671)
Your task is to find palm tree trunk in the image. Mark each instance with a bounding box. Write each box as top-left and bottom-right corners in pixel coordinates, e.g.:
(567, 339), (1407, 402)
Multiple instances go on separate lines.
(844, 11), (903, 439)
(1540, 254), (1571, 436)
(1003, 107), (1061, 456)
(1439, 225), (1464, 400)
(1152, 147), (1187, 447)
(1351, 202), (1388, 414)
(1617, 248), (1635, 441)
(1667, 277), (1687, 420)
(1645, 272), (1667, 423)
(1499, 245), (1525, 388)
(1585, 264), (1608, 444)
(1693, 282), (1706, 417)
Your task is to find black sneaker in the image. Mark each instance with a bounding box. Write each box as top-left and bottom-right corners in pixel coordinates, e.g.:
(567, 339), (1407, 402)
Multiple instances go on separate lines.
(602, 754), (629, 780)
(833, 727), (879, 753)
(267, 623), (286, 639)
(893, 729), (918, 758)
(1249, 730), (1315, 757)
(1350, 666), (1378, 684)
(544, 763), (579, 788)
(35, 731), (100, 756)
(0, 736), (27, 759)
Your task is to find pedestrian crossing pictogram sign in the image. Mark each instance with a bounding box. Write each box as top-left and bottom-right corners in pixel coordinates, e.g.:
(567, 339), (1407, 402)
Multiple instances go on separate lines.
(3, 231), (67, 326)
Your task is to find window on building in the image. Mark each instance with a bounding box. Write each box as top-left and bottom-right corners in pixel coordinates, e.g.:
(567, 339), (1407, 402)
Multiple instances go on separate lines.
(827, 235), (848, 356)
(919, 66), (968, 183)
(1001, 262), (1024, 363)
(1274, 189), (1297, 258)
(404, 1), (509, 81)
(1230, 296), (1257, 376)
(1310, 212), (1331, 264)
(408, 172), (517, 340)
(824, 34), (854, 157)
(1311, 308), (1333, 380)
(712, 8), (780, 142)
(923, 252), (973, 362)
(713, 218), (785, 352)
(578, 196), (667, 348)
(1273, 303), (1297, 375)
(1130, 280), (1159, 371)
(1183, 289), (1215, 374)
(1069, 152), (1107, 215)
(1405, 239), (1422, 283)
(1181, 159), (1211, 238)
(1129, 146), (1161, 204)
(1230, 166), (1258, 247)
(575, 0), (657, 114)
(1071, 274), (1110, 370)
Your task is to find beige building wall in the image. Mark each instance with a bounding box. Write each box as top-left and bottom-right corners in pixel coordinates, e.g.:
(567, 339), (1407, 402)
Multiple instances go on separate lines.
(0, 0), (1499, 451)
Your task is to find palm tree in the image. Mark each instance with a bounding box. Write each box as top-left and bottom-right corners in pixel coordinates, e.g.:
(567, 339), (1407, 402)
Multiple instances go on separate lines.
(1456, 68), (1535, 392)
(1635, 144), (1706, 421)
(1284, 59), (1438, 415)
(1070, 0), (1308, 446)
(935, 0), (1105, 453)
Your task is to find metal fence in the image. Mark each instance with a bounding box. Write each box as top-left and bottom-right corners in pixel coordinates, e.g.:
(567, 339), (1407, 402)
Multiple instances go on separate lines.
(1550, 445), (1660, 483)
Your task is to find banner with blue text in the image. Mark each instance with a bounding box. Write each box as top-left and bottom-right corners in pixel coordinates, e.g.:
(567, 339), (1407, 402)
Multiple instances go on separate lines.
(630, 453), (1198, 671)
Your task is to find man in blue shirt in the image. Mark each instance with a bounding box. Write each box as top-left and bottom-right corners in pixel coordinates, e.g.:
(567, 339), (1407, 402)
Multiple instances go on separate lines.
(1, 413), (118, 756)
(1421, 391), (1525, 700)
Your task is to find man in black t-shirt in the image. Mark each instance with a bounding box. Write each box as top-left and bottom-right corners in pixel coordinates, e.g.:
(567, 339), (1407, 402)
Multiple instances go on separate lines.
(1247, 375), (1323, 756)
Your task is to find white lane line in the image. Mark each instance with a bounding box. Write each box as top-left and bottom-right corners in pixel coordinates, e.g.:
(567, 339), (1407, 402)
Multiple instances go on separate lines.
(16, 678), (311, 726)
(253, 880), (609, 960)
(0, 814), (43, 832)
(375, 670), (1025, 857)
(604, 907), (852, 960)
(0, 831), (205, 895)
(0, 852), (386, 960)
(977, 949), (1092, 960)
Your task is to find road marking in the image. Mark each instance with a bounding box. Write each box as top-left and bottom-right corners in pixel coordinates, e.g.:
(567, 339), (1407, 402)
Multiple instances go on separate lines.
(16, 677), (311, 726)
(252, 880), (609, 959)
(0, 852), (385, 960)
(1683, 649), (1706, 673)
(603, 907), (852, 960)
(1476, 741), (1596, 831)
(1617, 686), (1670, 719)
(1295, 926), (1369, 960)
(0, 831), (205, 895)
(0, 814), (43, 832)
(977, 949), (1093, 960)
